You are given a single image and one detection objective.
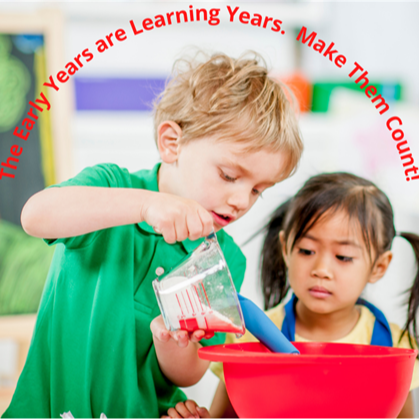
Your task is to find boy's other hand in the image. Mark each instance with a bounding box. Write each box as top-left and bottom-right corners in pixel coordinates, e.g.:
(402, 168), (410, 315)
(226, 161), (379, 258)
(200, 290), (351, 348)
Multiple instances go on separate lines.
(162, 400), (211, 418)
(151, 315), (214, 348)
(141, 192), (213, 244)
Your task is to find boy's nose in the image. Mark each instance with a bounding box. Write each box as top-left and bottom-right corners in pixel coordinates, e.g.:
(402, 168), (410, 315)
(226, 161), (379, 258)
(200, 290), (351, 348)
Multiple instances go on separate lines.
(227, 190), (251, 212)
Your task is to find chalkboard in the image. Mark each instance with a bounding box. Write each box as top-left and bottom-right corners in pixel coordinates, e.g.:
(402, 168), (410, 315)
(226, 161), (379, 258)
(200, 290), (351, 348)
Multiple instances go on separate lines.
(0, 33), (53, 226)
(0, 13), (72, 320)
(0, 10), (72, 227)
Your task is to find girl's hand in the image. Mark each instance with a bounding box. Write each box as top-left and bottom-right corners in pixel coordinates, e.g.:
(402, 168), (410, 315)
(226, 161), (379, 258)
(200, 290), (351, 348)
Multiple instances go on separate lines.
(141, 191), (213, 244)
(162, 400), (211, 418)
(150, 315), (214, 348)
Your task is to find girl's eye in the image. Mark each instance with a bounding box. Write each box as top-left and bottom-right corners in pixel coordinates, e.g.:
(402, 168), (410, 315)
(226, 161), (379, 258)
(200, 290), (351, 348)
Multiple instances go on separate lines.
(298, 248), (314, 256)
(252, 188), (261, 196)
(336, 255), (353, 262)
(221, 171), (237, 182)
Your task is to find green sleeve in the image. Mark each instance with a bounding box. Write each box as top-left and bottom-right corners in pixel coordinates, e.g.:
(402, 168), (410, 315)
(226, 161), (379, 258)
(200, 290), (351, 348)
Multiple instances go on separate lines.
(43, 163), (131, 249)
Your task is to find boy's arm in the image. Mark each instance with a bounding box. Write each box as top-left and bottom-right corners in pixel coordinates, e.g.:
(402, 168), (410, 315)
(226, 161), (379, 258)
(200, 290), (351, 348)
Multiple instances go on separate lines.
(151, 315), (212, 387)
(21, 186), (153, 239)
(21, 186), (213, 244)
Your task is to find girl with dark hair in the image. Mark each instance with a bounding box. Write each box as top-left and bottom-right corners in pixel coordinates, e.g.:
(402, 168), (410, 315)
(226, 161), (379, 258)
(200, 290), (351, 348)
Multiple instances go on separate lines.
(166, 172), (419, 419)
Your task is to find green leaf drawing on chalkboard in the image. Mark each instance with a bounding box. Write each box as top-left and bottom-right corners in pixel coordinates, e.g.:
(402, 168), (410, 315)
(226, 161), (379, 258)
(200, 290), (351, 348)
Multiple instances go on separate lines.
(0, 34), (31, 133)
(0, 219), (54, 315)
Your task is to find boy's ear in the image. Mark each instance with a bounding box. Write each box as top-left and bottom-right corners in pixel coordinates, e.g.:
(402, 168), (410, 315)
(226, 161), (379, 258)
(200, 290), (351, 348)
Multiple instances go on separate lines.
(368, 250), (393, 284)
(157, 121), (183, 163)
(279, 231), (289, 267)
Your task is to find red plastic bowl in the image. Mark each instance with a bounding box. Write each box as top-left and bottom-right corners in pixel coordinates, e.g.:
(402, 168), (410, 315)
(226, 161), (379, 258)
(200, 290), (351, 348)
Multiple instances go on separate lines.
(199, 342), (417, 418)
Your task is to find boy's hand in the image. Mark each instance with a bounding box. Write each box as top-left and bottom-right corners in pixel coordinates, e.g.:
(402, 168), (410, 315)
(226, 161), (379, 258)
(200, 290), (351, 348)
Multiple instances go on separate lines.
(151, 315), (212, 386)
(141, 192), (213, 244)
(151, 315), (214, 348)
(162, 400), (211, 418)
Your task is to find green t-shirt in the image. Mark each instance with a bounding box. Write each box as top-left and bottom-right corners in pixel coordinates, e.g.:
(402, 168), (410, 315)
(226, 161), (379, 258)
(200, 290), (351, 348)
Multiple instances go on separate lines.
(3, 163), (246, 419)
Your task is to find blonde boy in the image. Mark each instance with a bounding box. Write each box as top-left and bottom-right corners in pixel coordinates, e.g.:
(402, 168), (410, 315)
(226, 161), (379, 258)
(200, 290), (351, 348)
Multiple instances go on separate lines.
(3, 52), (303, 418)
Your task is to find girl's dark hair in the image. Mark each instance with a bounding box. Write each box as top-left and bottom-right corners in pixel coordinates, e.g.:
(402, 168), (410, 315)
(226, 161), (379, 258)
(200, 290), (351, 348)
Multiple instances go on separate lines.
(261, 172), (419, 347)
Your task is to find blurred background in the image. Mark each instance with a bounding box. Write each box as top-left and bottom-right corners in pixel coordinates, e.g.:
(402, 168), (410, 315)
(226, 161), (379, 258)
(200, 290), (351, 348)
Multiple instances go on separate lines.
(0, 0), (419, 415)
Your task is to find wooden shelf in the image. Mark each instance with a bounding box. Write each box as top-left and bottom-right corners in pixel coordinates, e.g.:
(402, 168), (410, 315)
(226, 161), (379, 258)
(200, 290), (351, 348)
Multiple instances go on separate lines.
(0, 314), (37, 416)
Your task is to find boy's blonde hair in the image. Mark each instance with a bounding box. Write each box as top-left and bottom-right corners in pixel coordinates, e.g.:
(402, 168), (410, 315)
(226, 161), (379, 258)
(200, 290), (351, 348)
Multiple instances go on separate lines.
(153, 51), (303, 176)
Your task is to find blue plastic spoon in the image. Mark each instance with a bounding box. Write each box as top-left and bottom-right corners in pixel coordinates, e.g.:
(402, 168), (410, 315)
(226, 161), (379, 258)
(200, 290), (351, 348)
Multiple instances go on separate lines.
(238, 294), (300, 354)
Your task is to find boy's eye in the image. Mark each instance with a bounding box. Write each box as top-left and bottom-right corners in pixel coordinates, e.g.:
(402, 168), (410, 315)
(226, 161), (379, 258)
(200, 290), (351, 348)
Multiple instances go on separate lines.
(298, 248), (314, 256)
(220, 170), (262, 196)
(221, 171), (237, 182)
(336, 255), (353, 262)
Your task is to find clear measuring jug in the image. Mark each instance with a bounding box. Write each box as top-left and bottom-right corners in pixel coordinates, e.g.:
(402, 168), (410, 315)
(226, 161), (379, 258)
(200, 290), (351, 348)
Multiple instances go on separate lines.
(152, 232), (245, 335)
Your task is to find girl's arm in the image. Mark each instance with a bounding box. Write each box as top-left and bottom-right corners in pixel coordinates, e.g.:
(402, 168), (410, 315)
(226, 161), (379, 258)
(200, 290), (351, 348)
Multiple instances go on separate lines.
(210, 380), (234, 418)
(21, 187), (212, 243)
(397, 392), (414, 418)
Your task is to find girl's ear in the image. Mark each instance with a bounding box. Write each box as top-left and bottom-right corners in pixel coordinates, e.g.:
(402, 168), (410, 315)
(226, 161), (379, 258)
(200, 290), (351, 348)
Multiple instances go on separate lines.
(157, 121), (183, 163)
(279, 231), (289, 267)
(369, 250), (393, 284)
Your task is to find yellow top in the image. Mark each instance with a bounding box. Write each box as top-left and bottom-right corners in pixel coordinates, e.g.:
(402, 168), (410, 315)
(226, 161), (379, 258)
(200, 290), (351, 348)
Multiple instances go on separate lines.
(210, 303), (419, 391)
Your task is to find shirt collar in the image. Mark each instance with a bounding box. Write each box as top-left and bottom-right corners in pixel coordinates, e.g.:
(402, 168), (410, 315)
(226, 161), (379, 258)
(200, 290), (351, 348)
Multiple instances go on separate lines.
(136, 162), (218, 253)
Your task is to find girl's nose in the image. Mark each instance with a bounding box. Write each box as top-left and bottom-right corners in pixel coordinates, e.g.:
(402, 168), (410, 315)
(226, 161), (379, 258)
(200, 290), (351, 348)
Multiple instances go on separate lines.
(311, 256), (333, 279)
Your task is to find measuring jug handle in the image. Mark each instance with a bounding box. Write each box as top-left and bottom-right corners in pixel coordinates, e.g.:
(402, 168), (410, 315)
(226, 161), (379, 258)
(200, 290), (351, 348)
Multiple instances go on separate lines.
(205, 230), (216, 241)
(238, 294), (300, 354)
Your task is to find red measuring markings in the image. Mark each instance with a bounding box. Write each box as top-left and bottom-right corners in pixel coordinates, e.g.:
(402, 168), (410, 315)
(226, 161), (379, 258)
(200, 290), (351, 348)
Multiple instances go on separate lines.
(176, 294), (185, 317)
(201, 282), (211, 307)
(179, 311), (243, 334)
(176, 282), (241, 333)
(186, 289), (195, 314)
(176, 282), (212, 319)
(193, 285), (204, 313)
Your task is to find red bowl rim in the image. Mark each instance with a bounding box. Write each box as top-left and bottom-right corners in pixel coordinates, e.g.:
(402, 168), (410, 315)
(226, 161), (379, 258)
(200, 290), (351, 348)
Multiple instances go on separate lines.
(199, 342), (418, 364)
